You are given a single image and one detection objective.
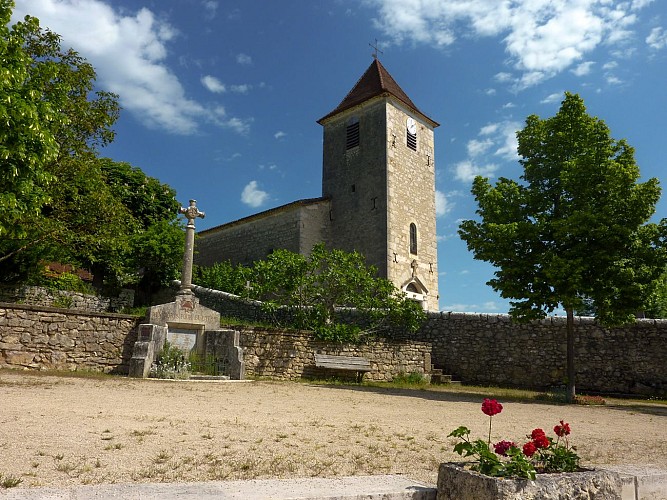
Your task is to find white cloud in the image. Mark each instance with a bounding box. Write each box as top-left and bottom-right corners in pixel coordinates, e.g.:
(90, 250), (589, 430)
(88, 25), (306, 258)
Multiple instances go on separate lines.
(241, 181), (269, 208)
(467, 138), (493, 157)
(454, 160), (499, 182)
(606, 75), (623, 85)
(435, 190), (452, 217)
(479, 123), (498, 135)
(494, 72), (513, 83)
(221, 117), (252, 135)
(13, 0), (249, 135)
(494, 121), (521, 160)
(274, 131), (287, 139)
(454, 121), (520, 182)
(202, 1), (218, 19)
(236, 53), (253, 65)
(230, 84), (251, 94)
(541, 92), (563, 104)
(571, 61), (595, 76)
(201, 75), (226, 93)
(501, 102), (516, 109)
(370, 0), (652, 88)
(646, 27), (667, 49)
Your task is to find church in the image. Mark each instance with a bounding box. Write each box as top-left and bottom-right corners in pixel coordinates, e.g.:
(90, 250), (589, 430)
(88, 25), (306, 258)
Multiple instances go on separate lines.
(195, 58), (440, 311)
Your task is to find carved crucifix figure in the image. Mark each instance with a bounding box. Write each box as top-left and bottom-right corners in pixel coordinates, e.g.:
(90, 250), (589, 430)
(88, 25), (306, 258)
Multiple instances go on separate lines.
(178, 199), (205, 296)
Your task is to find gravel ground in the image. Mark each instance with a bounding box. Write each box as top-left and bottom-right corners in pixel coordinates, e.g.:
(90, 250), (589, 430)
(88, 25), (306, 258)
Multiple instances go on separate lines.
(0, 371), (665, 489)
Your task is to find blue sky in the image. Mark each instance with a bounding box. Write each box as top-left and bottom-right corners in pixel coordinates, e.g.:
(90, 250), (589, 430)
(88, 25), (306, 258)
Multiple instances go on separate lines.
(12, 0), (667, 314)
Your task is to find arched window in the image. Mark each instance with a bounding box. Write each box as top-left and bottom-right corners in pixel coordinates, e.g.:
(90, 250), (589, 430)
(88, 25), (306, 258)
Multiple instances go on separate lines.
(409, 223), (417, 254)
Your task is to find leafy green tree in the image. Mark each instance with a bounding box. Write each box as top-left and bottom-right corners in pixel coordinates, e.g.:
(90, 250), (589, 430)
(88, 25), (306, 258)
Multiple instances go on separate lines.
(193, 260), (251, 297)
(0, 3), (182, 300)
(459, 93), (667, 402)
(0, 2), (122, 277)
(100, 159), (183, 299)
(0, 3), (59, 241)
(194, 244), (426, 341)
(644, 271), (667, 319)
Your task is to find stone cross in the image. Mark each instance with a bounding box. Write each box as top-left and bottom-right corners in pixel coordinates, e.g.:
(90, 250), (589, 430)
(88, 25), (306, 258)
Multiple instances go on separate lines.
(178, 199), (205, 296)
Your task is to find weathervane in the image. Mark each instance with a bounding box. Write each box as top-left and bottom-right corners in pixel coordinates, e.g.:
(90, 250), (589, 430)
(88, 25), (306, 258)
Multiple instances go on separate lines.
(369, 38), (383, 60)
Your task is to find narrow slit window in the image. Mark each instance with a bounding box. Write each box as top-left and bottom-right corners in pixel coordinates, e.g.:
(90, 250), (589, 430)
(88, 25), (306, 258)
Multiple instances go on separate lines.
(410, 223), (418, 254)
(346, 117), (360, 150)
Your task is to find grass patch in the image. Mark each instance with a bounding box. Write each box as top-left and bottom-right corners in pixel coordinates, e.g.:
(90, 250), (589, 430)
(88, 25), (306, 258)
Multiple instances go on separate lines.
(118, 306), (148, 317)
(220, 316), (276, 329)
(0, 473), (22, 489)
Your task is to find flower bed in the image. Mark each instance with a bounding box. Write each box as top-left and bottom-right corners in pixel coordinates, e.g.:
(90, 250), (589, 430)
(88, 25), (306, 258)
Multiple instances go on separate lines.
(439, 398), (628, 498)
(448, 399), (581, 479)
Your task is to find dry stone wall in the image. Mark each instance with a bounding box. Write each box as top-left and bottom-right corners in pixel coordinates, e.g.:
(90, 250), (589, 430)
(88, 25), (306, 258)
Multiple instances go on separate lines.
(0, 303), (140, 373)
(410, 312), (667, 396)
(192, 286), (667, 396)
(239, 326), (431, 381)
(0, 285), (134, 313)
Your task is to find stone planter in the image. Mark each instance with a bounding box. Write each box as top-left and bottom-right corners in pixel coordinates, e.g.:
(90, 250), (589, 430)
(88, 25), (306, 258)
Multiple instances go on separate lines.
(437, 462), (624, 500)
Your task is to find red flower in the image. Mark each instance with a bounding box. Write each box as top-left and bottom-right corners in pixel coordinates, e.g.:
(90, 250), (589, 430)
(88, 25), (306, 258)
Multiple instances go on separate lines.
(530, 428), (546, 440)
(533, 434), (550, 449)
(481, 398), (503, 416)
(554, 420), (571, 437)
(493, 440), (516, 456)
(523, 441), (537, 457)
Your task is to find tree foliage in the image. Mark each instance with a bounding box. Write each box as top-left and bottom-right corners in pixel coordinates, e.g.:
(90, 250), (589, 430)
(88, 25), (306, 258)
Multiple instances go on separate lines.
(0, 3), (183, 300)
(194, 244), (426, 341)
(459, 92), (667, 401)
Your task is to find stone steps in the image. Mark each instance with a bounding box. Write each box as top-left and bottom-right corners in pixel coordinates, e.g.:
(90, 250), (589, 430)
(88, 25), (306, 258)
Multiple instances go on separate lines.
(430, 368), (459, 385)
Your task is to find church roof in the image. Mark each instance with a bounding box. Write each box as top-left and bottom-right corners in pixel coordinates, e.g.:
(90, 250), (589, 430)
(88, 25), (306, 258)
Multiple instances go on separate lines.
(317, 58), (438, 127)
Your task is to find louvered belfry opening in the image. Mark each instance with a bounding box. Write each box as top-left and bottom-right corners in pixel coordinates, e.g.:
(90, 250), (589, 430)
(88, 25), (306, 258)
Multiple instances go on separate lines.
(346, 119), (360, 149)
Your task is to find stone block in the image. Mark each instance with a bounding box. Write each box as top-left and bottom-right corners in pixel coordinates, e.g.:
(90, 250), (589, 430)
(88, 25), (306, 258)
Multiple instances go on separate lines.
(437, 463), (623, 500)
(601, 465), (667, 500)
(4, 350), (36, 366)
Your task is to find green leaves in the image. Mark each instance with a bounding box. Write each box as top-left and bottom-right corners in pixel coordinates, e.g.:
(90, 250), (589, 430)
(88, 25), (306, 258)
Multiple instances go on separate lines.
(459, 92), (667, 400)
(459, 92), (667, 325)
(194, 243), (426, 340)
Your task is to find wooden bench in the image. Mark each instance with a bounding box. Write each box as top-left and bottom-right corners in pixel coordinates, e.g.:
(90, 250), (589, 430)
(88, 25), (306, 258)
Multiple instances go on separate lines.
(314, 354), (372, 383)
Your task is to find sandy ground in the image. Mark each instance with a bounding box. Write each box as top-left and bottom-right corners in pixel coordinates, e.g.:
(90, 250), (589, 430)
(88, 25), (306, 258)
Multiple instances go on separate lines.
(0, 371), (666, 490)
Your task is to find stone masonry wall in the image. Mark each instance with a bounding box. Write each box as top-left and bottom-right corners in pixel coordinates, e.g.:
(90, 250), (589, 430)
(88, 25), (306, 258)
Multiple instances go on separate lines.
(195, 200), (330, 268)
(192, 286), (667, 396)
(385, 101), (439, 310)
(410, 312), (667, 396)
(321, 99), (389, 276)
(0, 303), (141, 374)
(239, 326), (431, 381)
(0, 285), (134, 313)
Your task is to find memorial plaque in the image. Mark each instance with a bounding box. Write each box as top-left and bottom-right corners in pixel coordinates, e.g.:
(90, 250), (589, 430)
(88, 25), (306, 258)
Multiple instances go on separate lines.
(167, 328), (198, 353)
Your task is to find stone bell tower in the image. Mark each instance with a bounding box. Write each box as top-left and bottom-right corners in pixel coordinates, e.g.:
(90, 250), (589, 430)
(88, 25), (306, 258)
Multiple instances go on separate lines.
(317, 58), (440, 310)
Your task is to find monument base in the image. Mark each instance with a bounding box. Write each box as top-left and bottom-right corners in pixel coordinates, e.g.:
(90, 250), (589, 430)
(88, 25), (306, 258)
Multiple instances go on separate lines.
(128, 293), (244, 380)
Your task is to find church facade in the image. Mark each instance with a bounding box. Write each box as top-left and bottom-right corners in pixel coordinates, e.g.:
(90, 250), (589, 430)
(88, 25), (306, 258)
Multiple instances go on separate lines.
(195, 59), (440, 310)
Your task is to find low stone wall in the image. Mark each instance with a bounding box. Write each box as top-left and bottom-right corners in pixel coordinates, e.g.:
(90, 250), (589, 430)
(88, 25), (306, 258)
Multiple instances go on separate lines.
(239, 327), (431, 381)
(0, 303), (141, 374)
(191, 284), (667, 396)
(0, 285), (134, 313)
(413, 312), (667, 396)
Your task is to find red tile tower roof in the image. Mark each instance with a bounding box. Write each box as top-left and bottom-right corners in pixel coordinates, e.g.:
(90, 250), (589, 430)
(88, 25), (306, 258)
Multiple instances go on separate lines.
(317, 58), (438, 127)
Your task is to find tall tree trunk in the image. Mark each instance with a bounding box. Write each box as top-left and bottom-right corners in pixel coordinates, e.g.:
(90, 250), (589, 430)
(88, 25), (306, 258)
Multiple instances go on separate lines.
(566, 307), (576, 403)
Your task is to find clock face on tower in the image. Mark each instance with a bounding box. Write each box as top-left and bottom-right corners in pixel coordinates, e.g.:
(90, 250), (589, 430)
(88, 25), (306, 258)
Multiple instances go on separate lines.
(406, 117), (417, 135)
